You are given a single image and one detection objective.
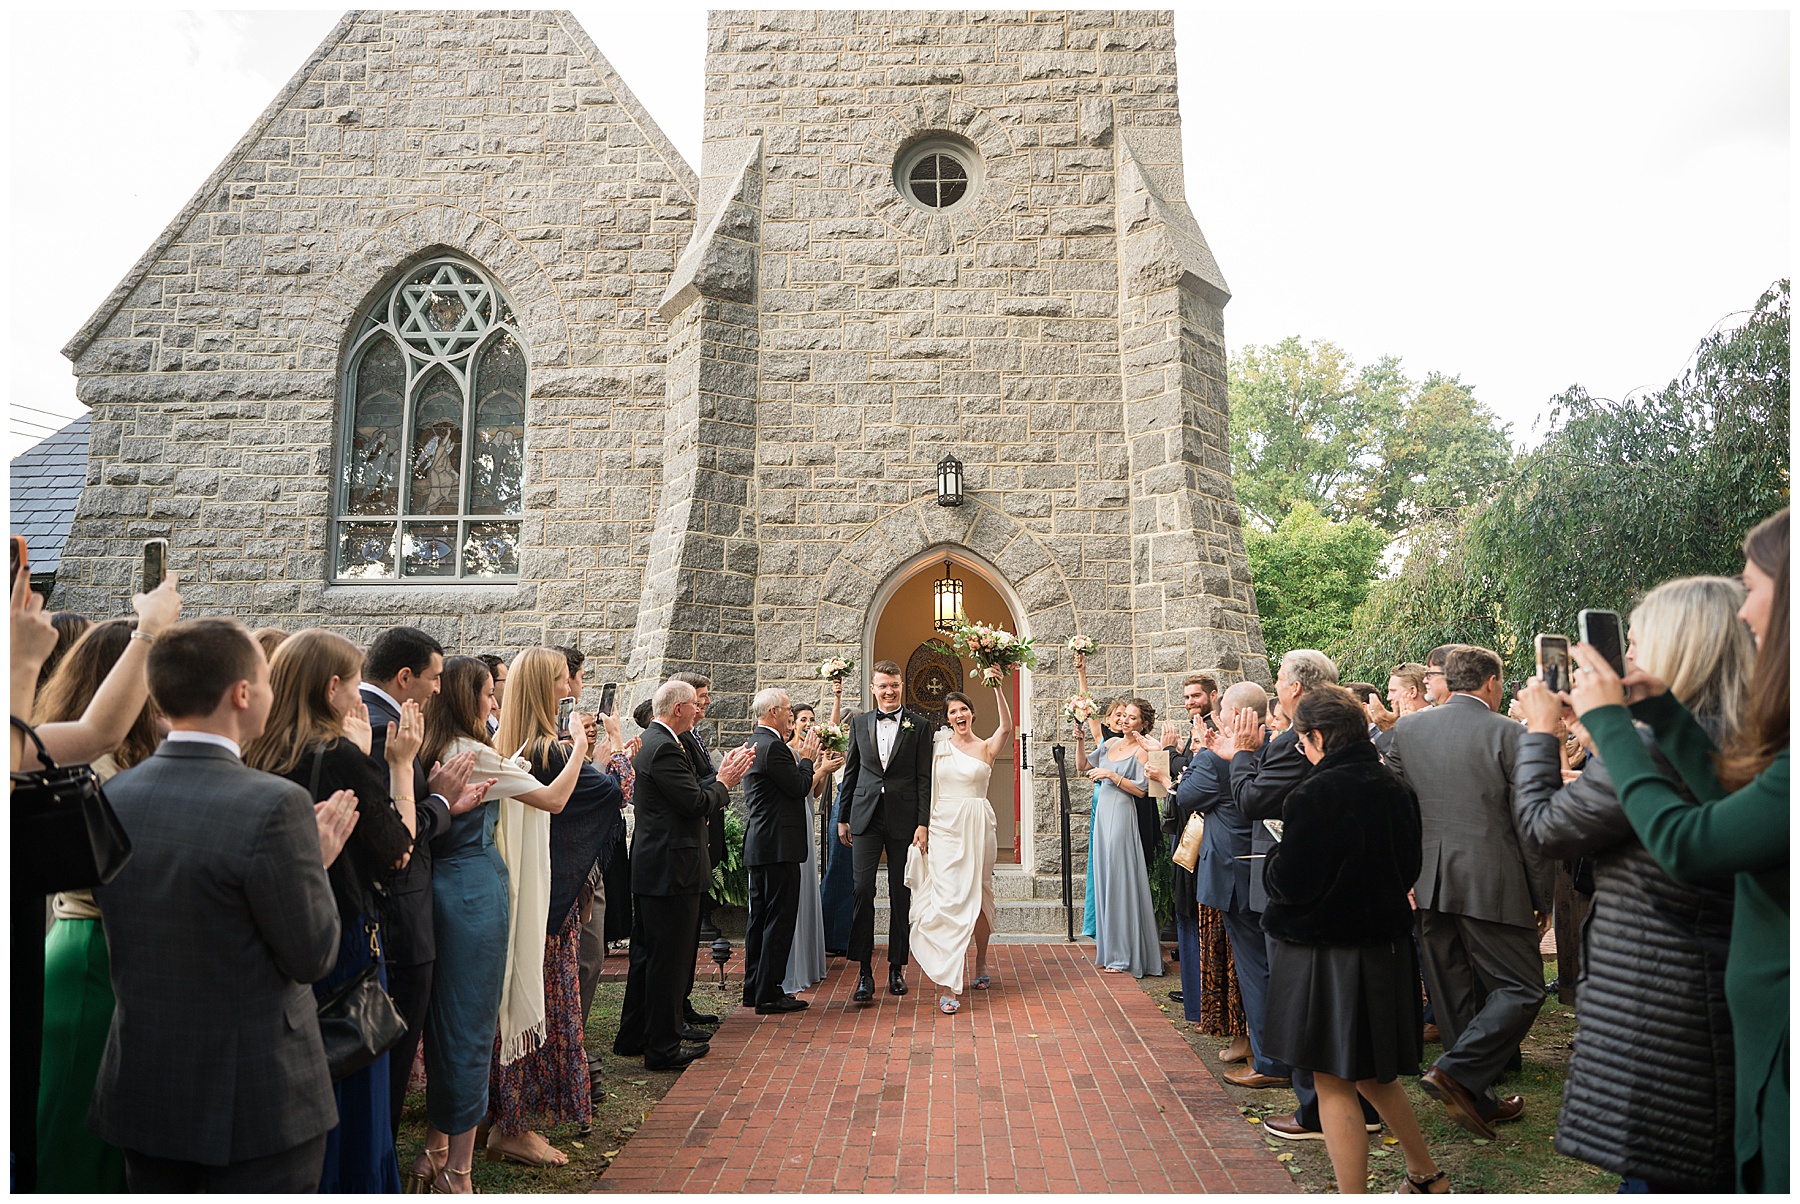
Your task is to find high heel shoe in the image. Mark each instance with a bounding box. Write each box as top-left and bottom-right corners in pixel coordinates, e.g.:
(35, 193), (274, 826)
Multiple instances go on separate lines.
(405, 1145), (447, 1194)
(431, 1163), (477, 1194)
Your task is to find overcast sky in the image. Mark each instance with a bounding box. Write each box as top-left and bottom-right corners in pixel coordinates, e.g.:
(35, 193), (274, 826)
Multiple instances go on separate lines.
(7, 5), (1789, 458)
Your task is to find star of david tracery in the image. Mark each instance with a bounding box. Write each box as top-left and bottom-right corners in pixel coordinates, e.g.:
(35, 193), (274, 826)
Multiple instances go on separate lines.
(395, 266), (496, 358)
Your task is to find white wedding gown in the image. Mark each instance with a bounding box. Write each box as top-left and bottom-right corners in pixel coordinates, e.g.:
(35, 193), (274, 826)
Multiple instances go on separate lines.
(909, 732), (998, 995)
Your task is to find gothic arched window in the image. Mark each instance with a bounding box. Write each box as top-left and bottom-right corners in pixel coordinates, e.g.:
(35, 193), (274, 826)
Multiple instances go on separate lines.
(334, 258), (526, 582)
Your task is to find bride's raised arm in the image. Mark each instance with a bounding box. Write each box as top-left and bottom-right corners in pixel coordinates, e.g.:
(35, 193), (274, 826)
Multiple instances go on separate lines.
(983, 678), (1014, 761)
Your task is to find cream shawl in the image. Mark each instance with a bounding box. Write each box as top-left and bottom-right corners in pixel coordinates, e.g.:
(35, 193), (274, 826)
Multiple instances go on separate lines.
(452, 737), (552, 1066)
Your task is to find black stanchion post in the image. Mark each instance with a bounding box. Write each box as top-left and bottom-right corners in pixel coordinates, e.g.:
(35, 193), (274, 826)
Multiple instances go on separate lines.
(1052, 744), (1073, 941)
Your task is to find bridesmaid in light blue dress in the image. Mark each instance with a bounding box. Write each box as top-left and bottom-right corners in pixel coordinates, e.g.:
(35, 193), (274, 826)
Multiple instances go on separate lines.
(1075, 702), (1163, 978)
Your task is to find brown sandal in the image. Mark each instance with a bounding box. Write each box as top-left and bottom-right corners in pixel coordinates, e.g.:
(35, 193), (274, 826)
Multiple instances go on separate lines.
(1395, 1170), (1449, 1193)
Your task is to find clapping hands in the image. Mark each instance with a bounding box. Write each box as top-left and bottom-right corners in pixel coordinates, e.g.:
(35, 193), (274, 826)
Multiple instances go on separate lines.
(1364, 692), (1397, 732)
(343, 700), (374, 755)
(716, 742), (757, 789)
(795, 727), (823, 764)
(314, 788), (359, 868)
(385, 700), (424, 767)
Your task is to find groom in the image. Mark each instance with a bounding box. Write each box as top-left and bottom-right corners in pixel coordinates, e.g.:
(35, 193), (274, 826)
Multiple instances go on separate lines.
(836, 660), (933, 1002)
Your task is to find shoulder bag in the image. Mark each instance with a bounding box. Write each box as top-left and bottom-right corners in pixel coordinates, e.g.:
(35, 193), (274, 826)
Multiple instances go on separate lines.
(9, 717), (132, 895)
(315, 922), (407, 1081)
(1171, 811), (1205, 873)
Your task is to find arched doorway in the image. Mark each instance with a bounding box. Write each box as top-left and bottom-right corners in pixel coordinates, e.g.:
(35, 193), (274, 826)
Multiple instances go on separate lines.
(864, 546), (1032, 867)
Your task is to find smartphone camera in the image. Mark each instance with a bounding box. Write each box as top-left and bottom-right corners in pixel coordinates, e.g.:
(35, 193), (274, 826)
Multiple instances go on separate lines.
(1577, 609), (1627, 678)
(142, 538), (169, 594)
(556, 696), (575, 738)
(1536, 634), (1571, 695)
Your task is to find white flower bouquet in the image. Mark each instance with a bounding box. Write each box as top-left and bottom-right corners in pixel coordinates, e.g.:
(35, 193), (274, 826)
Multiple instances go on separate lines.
(930, 618), (1037, 680)
(1063, 692), (1100, 725)
(815, 655), (856, 681)
(1066, 635), (1097, 655)
(814, 721), (849, 753)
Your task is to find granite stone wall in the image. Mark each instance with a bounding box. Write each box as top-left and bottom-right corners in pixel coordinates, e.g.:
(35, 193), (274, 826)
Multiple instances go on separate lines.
(58, 8), (1269, 881)
(58, 10), (697, 662)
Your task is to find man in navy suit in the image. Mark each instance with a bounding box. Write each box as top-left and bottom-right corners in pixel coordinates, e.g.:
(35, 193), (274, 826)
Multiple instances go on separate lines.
(359, 626), (479, 1136)
(741, 689), (821, 1013)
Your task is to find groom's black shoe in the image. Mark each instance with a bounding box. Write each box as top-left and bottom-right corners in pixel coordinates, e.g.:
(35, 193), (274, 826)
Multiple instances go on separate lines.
(680, 1025), (713, 1043)
(685, 1008), (719, 1026)
(853, 966), (876, 1003)
(888, 967), (908, 996)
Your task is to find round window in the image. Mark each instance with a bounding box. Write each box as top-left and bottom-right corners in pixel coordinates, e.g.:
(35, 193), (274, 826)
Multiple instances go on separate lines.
(895, 138), (981, 213)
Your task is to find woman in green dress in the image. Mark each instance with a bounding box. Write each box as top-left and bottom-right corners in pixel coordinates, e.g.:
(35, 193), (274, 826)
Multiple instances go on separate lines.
(1569, 508), (1788, 1193)
(34, 620), (160, 1194)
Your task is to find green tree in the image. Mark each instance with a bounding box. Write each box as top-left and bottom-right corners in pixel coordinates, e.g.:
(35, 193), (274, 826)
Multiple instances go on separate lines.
(1464, 279), (1790, 670)
(1245, 501), (1387, 660)
(1228, 340), (1513, 535)
(1358, 373), (1515, 532)
(1332, 280), (1790, 681)
(1228, 338), (1409, 531)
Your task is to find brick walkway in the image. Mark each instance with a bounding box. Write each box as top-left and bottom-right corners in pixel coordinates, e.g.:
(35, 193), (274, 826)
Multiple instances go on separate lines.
(596, 944), (1294, 1193)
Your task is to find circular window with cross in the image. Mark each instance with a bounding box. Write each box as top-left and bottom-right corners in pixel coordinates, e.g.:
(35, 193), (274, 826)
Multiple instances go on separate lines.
(894, 136), (982, 215)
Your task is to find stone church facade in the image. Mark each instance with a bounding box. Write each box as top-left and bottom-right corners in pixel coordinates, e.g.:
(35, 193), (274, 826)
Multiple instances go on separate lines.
(57, 9), (1267, 882)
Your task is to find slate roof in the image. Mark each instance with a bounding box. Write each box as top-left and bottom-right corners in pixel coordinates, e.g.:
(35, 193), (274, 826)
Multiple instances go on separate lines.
(10, 414), (91, 575)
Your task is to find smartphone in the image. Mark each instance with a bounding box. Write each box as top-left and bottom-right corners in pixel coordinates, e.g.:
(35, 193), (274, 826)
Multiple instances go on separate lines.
(9, 536), (26, 584)
(1536, 634), (1571, 694)
(1577, 609), (1626, 678)
(556, 696), (575, 738)
(598, 682), (618, 717)
(142, 538), (169, 594)
(1505, 679), (1524, 698)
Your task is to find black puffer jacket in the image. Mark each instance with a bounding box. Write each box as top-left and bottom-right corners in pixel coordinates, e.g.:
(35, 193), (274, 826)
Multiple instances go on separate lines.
(1513, 729), (1736, 1191)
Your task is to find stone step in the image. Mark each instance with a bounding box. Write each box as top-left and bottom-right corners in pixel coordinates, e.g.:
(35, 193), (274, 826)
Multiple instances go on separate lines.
(873, 869), (1084, 900)
(874, 896), (1076, 935)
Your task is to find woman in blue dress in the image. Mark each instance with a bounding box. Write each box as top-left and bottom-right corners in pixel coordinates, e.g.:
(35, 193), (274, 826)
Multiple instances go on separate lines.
(407, 656), (579, 1193)
(1073, 698), (1163, 978)
(815, 679), (856, 955)
(244, 629), (423, 1194)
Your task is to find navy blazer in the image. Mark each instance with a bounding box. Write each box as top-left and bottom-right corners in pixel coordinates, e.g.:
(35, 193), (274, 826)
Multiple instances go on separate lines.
(361, 686), (452, 967)
(743, 725), (814, 866)
(1176, 748), (1254, 913)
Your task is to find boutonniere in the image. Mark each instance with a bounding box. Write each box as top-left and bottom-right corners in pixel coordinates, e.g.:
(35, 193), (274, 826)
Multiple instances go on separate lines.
(901, 718), (915, 732)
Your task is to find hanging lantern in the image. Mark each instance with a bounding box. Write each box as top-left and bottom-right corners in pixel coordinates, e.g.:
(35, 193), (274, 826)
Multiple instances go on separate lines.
(936, 454), (964, 507)
(933, 559), (965, 633)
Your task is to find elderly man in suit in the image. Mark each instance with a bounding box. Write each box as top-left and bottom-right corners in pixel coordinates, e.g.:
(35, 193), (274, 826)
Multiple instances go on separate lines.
(672, 670), (726, 1034)
(615, 680), (755, 1070)
(836, 660), (934, 1003)
(1221, 650), (1383, 1141)
(1385, 644), (1549, 1139)
(741, 688), (822, 1014)
(91, 618), (355, 1192)
(360, 624), (479, 1136)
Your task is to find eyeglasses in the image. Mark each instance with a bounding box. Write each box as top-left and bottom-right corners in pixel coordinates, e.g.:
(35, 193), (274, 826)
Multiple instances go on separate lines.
(1424, 669), (1445, 678)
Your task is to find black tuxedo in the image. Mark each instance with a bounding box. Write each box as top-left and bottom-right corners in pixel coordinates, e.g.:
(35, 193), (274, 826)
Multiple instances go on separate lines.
(836, 707), (933, 969)
(617, 722), (729, 1064)
(359, 685), (453, 1136)
(742, 726), (814, 1006)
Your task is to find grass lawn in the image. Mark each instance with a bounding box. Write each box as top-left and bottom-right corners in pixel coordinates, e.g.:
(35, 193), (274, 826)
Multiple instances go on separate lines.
(1138, 960), (1615, 1194)
(394, 962), (744, 1193)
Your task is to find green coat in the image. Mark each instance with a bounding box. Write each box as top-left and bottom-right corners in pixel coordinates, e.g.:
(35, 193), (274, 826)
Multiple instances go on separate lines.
(1584, 695), (1789, 1193)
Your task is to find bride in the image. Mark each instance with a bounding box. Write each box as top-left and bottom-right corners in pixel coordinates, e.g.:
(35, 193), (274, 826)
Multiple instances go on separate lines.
(910, 676), (1014, 1016)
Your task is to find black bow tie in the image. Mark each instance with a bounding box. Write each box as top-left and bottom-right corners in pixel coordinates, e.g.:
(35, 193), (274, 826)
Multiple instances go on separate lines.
(877, 711), (902, 724)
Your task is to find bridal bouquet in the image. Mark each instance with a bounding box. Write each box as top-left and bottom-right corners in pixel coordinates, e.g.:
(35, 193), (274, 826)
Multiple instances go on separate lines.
(815, 655), (855, 681)
(930, 618), (1037, 680)
(1066, 635), (1097, 655)
(1063, 692), (1100, 725)
(813, 721), (849, 753)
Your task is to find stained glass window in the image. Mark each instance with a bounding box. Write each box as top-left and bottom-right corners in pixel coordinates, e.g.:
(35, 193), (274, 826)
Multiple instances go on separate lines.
(334, 258), (525, 582)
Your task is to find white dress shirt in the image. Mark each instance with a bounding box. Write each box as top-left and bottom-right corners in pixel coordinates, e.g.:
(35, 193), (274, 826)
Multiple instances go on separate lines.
(164, 729), (242, 759)
(875, 710), (902, 768)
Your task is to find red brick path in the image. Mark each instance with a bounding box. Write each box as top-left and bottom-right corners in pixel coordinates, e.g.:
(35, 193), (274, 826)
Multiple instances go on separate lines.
(596, 944), (1294, 1193)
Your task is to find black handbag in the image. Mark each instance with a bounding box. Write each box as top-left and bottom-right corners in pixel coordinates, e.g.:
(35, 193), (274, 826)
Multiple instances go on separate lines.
(315, 923), (407, 1081)
(9, 717), (132, 895)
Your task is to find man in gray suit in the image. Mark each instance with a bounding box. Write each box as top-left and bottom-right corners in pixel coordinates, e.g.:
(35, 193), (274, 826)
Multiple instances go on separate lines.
(1385, 644), (1549, 1140)
(91, 618), (353, 1192)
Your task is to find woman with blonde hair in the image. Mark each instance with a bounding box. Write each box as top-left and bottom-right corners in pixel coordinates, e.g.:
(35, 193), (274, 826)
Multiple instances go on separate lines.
(407, 651), (585, 1191)
(485, 647), (598, 1169)
(243, 628), (422, 1193)
(34, 620), (158, 1194)
(1571, 510), (1790, 1192)
(1513, 576), (1752, 1191)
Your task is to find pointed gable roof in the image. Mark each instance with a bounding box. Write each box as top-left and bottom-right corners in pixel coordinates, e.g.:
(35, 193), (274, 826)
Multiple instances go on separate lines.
(62, 9), (698, 364)
(10, 414), (91, 576)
